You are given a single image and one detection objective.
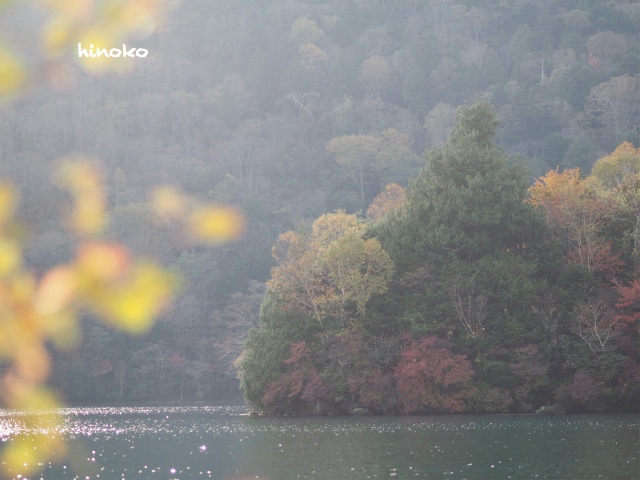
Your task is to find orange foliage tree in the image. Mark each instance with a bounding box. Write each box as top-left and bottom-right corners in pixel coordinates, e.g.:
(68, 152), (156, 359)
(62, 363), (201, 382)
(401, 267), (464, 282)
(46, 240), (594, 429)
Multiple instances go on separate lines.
(366, 183), (407, 222)
(528, 167), (619, 276)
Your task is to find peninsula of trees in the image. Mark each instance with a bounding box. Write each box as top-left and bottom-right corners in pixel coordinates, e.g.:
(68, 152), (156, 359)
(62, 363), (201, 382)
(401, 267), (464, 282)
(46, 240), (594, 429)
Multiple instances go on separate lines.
(238, 103), (639, 414)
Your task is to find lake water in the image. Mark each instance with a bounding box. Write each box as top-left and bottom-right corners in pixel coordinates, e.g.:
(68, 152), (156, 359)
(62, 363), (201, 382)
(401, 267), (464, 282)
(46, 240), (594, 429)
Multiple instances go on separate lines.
(0, 406), (638, 479)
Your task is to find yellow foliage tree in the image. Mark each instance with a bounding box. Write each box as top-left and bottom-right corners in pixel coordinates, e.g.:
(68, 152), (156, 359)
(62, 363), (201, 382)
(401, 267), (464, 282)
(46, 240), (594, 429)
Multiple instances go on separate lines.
(268, 211), (393, 327)
(290, 17), (325, 45)
(589, 141), (640, 264)
(299, 43), (329, 73)
(590, 141), (640, 188)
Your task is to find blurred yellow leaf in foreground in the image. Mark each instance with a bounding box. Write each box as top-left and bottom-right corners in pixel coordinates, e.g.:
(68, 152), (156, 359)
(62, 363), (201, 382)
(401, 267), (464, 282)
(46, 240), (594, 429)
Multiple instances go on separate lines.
(88, 262), (177, 333)
(56, 160), (106, 235)
(0, 46), (26, 100)
(152, 185), (187, 220)
(0, 158), (243, 476)
(189, 205), (246, 243)
(76, 241), (130, 280)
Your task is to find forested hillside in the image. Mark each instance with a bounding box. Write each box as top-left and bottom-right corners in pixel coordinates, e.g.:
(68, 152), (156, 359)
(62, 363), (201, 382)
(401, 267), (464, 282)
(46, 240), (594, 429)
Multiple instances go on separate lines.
(0, 0), (638, 404)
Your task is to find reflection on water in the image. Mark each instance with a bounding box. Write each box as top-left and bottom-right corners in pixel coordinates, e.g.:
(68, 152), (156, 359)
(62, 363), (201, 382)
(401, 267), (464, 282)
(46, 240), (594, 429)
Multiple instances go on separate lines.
(0, 406), (638, 479)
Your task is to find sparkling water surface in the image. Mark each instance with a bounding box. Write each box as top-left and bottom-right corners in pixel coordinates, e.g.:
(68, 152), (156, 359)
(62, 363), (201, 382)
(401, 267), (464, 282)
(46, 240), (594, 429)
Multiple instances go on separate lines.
(0, 406), (638, 479)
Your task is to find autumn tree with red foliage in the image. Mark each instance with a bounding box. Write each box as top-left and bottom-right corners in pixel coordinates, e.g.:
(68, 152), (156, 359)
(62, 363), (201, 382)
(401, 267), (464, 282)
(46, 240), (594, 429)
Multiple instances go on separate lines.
(615, 280), (640, 330)
(314, 330), (398, 413)
(261, 341), (329, 413)
(347, 370), (396, 412)
(394, 334), (474, 413)
(611, 280), (640, 398)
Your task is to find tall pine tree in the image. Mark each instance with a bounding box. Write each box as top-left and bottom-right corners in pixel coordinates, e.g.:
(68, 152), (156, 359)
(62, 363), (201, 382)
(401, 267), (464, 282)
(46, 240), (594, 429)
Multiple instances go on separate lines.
(377, 102), (551, 348)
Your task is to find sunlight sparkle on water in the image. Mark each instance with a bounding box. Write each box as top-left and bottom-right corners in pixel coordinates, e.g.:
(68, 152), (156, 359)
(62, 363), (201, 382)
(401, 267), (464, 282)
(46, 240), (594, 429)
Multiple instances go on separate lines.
(0, 407), (636, 479)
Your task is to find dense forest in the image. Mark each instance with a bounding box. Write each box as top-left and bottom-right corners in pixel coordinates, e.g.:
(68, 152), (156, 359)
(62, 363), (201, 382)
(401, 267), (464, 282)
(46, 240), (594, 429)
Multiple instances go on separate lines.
(0, 0), (638, 407)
